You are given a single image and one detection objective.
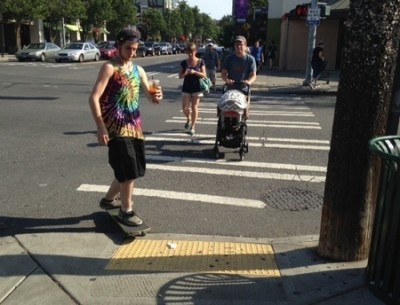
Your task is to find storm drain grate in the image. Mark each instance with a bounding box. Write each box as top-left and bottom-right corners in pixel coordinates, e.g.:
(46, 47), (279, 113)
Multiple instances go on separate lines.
(262, 188), (323, 211)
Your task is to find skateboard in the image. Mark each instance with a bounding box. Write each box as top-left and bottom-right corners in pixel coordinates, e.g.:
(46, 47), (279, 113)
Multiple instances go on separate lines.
(107, 208), (151, 237)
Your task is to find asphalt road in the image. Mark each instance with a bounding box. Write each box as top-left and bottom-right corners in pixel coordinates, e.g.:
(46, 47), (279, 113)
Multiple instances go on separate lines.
(0, 55), (335, 239)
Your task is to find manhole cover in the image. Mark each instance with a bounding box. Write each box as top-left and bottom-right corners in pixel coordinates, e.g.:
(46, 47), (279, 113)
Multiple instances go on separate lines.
(262, 188), (323, 211)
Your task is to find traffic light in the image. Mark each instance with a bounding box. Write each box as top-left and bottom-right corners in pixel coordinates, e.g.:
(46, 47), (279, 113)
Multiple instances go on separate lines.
(295, 4), (309, 17)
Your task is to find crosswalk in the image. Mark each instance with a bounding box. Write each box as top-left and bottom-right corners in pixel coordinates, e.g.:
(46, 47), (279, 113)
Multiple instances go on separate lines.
(2, 61), (87, 69)
(77, 93), (329, 209)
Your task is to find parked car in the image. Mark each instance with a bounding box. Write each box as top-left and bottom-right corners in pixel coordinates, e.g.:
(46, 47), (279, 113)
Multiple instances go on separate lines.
(159, 42), (173, 55)
(98, 41), (117, 59)
(136, 42), (147, 57)
(143, 42), (160, 56)
(55, 42), (100, 63)
(15, 42), (61, 62)
(178, 43), (187, 53)
(171, 43), (179, 54)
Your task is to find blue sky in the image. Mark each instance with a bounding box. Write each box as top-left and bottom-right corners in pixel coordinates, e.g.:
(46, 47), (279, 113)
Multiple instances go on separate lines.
(184, 0), (232, 20)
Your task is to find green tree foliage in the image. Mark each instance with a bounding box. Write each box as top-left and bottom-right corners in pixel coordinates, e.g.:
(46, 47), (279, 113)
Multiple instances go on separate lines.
(81, 0), (114, 40)
(44, 0), (86, 43)
(107, 0), (138, 37)
(218, 15), (235, 47)
(1, 0), (48, 49)
(177, 2), (194, 39)
(142, 8), (165, 41)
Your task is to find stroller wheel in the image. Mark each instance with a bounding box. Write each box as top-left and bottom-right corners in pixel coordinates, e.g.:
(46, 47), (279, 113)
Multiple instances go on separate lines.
(239, 151), (244, 161)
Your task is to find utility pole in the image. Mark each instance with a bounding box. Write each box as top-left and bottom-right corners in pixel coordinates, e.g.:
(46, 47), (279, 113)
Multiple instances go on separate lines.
(0, 13), (5, 57)
(303, 0), (319, 86)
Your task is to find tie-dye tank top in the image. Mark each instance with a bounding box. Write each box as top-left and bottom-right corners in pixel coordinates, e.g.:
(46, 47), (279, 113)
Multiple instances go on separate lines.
(100, 61), (143, 140)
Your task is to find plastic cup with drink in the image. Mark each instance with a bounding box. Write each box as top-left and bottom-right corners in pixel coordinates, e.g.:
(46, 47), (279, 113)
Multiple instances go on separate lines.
(149, 79), (160, 94)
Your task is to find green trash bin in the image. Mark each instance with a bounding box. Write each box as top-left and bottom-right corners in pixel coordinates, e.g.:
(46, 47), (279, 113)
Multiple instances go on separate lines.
(367, 136), (400, 305)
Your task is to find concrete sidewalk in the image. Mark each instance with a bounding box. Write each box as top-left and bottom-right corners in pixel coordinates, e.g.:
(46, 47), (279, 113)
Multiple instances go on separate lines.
(0, 233), (384, 305)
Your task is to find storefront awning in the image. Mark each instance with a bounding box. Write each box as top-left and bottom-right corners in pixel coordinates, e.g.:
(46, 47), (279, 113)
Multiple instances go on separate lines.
(65, 24), (81, 32)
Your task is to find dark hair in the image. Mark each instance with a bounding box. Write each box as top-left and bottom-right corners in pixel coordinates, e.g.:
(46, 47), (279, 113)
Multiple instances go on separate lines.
(116, 28), (141, 46)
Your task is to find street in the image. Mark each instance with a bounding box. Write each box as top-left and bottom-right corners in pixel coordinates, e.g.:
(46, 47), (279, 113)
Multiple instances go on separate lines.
(0, 55), (335, 238)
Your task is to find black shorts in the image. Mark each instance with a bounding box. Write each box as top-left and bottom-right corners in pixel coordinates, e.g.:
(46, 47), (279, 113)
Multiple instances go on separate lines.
(311, 61), (325, 78)
(108, 137), (146, 183)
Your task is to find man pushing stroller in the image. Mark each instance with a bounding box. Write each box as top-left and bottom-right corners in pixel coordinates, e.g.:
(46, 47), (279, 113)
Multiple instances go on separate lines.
(221, 35), (257, 118)
(214, 36), (257, 160)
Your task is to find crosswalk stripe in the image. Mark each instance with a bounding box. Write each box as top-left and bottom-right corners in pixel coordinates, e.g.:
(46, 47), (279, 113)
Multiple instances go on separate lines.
(145, 136), (329, 150)
(77, 184), (266, 208)
(171, 117), (319, 126)
(146, 164), (325, 182)
(151, 132), (329, 144)
(146, 154), (327, 172)
(168, 73), (179, 78)
(197, 109), (315, 116)
(166, 119), (321, 129)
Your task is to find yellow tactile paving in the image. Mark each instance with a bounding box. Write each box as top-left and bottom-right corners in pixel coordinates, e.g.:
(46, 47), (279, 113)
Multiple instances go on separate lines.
(106, 239), (280, 276)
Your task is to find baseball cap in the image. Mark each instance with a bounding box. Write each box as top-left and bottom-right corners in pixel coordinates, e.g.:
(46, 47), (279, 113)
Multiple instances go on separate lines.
(234, 35), (247, 44)
(207, 43), (213, 47)
(116, 28), (141, 44)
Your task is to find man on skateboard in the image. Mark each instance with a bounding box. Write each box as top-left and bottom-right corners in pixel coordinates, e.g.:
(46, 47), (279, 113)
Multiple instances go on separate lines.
(89, 28), (163, 226)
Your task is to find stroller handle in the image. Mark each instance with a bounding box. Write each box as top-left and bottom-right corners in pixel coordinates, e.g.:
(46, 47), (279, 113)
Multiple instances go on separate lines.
(222, 82), (251, 96)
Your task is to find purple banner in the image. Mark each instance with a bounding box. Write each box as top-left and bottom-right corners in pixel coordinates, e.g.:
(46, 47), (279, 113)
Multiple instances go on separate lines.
(235, 0), (249, 22)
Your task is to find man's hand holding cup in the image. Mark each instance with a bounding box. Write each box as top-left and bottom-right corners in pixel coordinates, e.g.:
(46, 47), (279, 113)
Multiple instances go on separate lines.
(149, 79), (162, 104)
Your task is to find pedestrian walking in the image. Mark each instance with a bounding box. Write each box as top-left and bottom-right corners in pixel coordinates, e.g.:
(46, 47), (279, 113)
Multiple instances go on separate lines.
(310, 40), (326, 88)
(179, 42), (207, 135)
(250, 40), (264, 74)
(266, 40), (277, 69)
(88, 28), (163, 226)
(221, 35), (257, 118)
(203, 43), (221, 92)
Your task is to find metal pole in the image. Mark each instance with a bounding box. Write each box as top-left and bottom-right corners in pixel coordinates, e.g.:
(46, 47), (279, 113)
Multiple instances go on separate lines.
(61, 17), (66, 48)
(303, 0), (318, 85)
(0, 13), (5, 57)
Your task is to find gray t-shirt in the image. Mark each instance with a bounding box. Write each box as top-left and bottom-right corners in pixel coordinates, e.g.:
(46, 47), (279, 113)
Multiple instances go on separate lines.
(204, 50), (219, 70)
(222, 53), (256, 82)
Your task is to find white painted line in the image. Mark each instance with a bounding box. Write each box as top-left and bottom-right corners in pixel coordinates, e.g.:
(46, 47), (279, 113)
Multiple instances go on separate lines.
(145, 136), (329, 150)
(147, 72), (159, 77)
(168, 73), (179, 78)
(166, 119), (321, 129)
(171, 117), (320, 126)
(198, 109), (315, 117)
(146, 154), (327, 172)
(145, 164), (325, 182)
(151, 132), (330, 144)
(77, 184), (266, 208)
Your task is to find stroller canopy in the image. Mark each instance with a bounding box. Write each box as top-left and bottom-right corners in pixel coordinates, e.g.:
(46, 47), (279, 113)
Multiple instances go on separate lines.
(218, 90), (248, 112)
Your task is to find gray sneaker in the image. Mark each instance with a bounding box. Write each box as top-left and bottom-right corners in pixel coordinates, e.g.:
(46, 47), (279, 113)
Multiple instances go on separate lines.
(99, 198), (121, 209)
(118, 209), (143, 226)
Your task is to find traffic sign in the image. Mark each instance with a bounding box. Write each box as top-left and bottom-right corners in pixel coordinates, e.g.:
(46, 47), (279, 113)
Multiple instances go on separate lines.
(306, 8), (320, 26)
(306, 19), (320, 26)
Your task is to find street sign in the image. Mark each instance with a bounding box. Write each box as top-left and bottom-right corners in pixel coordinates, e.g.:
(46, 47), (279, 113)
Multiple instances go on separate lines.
(306, 19), (320, 26)
(306, 8), (320, 26)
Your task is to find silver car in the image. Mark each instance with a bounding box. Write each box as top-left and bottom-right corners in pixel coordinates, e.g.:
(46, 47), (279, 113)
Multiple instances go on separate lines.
(55, 42), (100, 63)
(15, 42), (61, 62)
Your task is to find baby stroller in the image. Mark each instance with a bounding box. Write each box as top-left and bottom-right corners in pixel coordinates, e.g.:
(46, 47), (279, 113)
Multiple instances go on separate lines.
(213, 83), (250, 161)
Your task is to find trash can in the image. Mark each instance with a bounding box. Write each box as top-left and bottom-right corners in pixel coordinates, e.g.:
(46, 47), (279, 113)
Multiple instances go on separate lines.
(367, 135), (400, 305)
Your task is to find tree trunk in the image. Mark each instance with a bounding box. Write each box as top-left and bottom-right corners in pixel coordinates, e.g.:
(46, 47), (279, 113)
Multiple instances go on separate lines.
(15, 22), (21, 50)
(317, 0), (400, 261)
